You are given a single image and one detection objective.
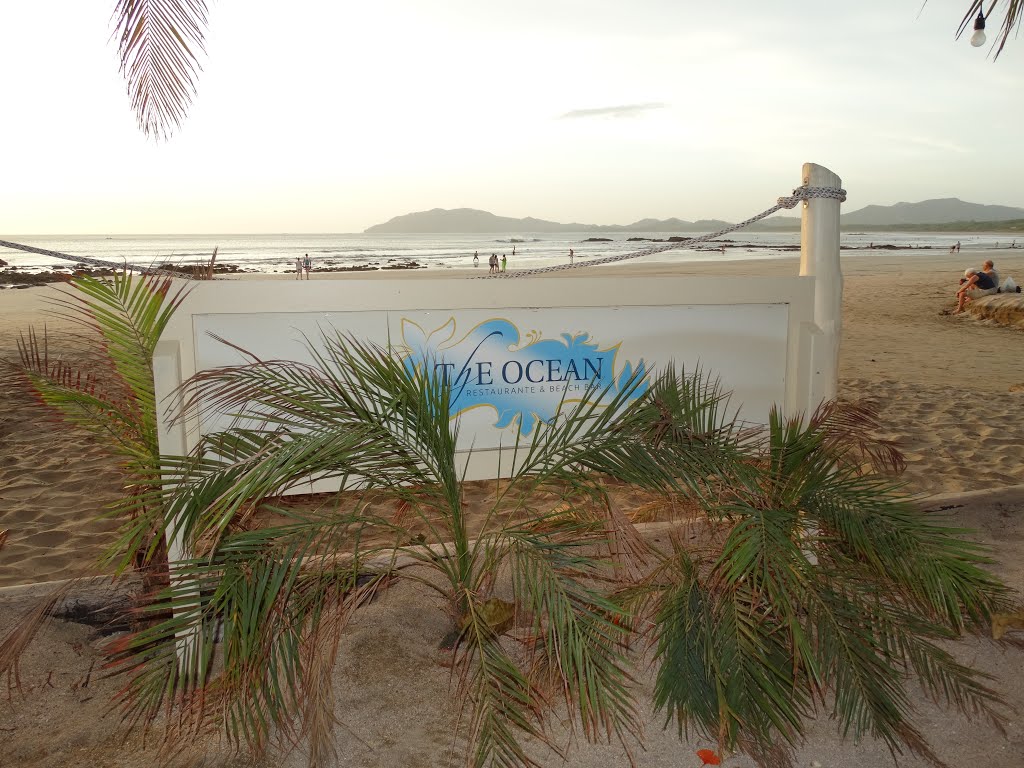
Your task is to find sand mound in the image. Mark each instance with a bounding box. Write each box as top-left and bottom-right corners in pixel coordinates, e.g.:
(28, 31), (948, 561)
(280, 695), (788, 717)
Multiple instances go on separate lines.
(968, 293), (1024, 330)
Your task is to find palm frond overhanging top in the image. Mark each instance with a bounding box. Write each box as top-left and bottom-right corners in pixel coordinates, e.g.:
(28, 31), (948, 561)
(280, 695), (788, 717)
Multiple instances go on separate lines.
(112, 0), (210, 140)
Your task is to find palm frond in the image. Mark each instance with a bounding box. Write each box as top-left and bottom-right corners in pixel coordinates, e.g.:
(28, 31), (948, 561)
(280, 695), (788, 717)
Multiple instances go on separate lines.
(16, 364), (151, 462)
(111, 0), (210, 140)
(506, 525), (642, 750)
(16, 272), (189, 468)
(652, 525), (812, 757)
(0, 582), (78, 693)
(107, 516), (377, 750)
(810, 399), (906, 475)
(808, 475), (1013, 630)
(8, 269), (189, 594)
(455, 590), (549, 768)
(648, 405), (1013, 764)
(627, 364), (754, 501)
(51, 272), (188, 435)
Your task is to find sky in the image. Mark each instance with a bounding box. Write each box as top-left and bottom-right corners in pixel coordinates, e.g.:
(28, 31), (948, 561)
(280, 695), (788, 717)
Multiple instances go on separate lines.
(2, 0), (1023, 234)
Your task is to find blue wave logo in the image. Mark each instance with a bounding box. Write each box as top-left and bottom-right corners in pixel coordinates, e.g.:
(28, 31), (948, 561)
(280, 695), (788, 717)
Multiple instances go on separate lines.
(399, 317), (647, 436)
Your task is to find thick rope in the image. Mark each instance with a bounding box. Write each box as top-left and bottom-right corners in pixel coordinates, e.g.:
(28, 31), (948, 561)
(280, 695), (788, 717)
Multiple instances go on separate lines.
(0, 239), (195, 279)
(481, 184), (847, 278)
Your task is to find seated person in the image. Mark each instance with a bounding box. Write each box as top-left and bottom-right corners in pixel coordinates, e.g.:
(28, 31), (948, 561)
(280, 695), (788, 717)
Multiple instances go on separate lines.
(982, 259), (999, 286)
(954, 268), (997, 313)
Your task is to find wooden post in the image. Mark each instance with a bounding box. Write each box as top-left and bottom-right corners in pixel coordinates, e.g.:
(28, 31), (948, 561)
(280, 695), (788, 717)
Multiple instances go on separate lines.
(799, 162), (843, 412)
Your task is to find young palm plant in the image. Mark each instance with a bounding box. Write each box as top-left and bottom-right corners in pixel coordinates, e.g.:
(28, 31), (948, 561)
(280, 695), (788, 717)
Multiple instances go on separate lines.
(106, 331), (1014, 768)
(638, 403), (1015, 767)
(109, 335), (742, 767)
(11, 270), (189, 587)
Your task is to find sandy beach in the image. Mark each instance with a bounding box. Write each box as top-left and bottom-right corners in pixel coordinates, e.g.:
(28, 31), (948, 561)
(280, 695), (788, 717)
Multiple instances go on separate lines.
(2, 248), (1023, 767)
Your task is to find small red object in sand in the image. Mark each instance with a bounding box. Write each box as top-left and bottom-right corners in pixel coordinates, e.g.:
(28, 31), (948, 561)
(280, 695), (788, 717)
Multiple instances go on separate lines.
(696, 749), (721, 766)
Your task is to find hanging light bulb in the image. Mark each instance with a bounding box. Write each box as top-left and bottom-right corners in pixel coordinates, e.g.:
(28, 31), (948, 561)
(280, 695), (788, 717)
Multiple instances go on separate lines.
(970, 7), (987, 47)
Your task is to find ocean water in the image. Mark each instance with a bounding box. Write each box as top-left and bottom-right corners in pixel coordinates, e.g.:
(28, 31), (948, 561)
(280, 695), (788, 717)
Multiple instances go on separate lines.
(0, 230), (1012, 275)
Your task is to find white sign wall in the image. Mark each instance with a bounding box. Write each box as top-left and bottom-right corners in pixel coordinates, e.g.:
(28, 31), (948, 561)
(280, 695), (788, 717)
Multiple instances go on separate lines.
(156, 275), (818, 483)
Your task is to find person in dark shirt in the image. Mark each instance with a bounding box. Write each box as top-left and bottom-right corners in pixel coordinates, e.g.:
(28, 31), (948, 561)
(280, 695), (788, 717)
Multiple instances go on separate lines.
(982, 259), (999, 286)
(954, 268), (996, 313)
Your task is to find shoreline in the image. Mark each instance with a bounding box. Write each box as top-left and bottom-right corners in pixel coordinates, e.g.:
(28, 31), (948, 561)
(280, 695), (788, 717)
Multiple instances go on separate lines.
(4, 236), (1023, 286)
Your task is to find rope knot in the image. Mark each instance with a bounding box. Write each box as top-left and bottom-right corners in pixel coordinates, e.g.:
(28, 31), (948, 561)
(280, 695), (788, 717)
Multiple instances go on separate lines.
(778, 184), (847, 208)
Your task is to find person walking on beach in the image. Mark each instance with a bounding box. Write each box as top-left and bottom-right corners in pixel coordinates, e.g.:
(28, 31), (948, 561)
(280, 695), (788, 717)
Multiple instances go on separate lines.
(473, 251), (479, 268)
(956, 241), (961, 253)
(302, 253), (312, 279)
(501, 254), (507, 272)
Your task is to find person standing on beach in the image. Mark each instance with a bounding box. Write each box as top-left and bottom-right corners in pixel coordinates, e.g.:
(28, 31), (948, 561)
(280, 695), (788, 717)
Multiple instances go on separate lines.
(501, 254), (507, 272)
(473, 251), (479, 267)
(569, 248), (574, 265)
(295, 255), (303, 279)
(302, 253), (312, 279)
(512, 245), (516, 256)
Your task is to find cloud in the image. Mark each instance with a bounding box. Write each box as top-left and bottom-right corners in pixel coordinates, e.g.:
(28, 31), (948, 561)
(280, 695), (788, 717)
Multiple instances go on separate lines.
(559, 102), (667, 120)
(876, 132), (972, 155)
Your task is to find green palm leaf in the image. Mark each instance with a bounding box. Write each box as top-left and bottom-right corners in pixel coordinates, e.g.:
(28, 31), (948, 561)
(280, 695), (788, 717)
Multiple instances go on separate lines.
(10, 270), (189, 583)
(649, 405), (1014, 763)
(107, 512), (380, 754)
(51, 271), (187, 439)
(506, 524), (641, 747)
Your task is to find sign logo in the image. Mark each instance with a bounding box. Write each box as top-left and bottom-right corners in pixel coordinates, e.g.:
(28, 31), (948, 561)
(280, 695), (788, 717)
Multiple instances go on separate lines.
(399, 317), (647, 435)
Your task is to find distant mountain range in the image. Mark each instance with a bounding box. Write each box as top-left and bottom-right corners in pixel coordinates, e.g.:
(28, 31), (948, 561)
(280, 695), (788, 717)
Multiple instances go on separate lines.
(840, 199), (1024, 226)
(364, 199), (1024, 234)
(364, 208), (741, 234)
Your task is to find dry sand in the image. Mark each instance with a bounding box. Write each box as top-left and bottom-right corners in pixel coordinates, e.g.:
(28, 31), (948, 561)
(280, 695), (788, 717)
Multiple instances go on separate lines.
(2, 248), (1023, 767)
